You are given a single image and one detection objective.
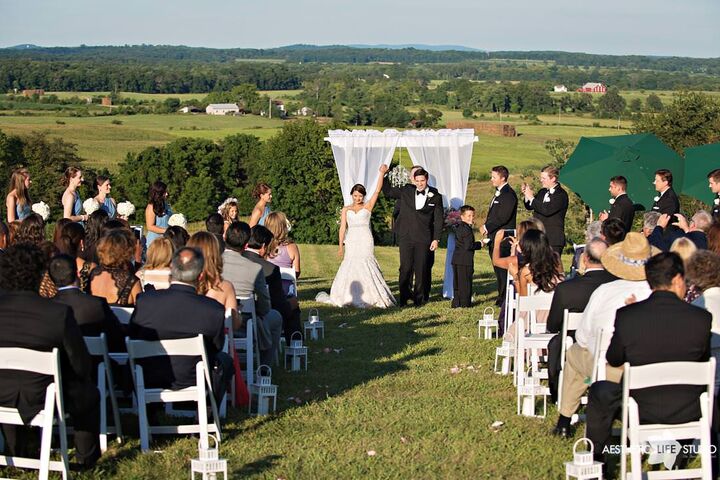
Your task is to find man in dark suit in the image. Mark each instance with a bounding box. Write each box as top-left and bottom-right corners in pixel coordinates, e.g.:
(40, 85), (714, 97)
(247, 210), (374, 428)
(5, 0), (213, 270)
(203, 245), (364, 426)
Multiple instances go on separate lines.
(243, 225), (301, 346)
(546, 238), (615, 402)
(648, 211), (711, 251)
(128, 247), (233, 405)
(707, 169), (720, 221)
(49, 254), (126, 352)
(651, 168), (680, 218)
(0, 244), (100, 468)
(522, 165), (569, 255)
(585, 252), (712, 463)
(381, 165), (444, 306)
(481, 165), (517, 305)
(451, 205), (483, 308)
(599, 176), (635, 234)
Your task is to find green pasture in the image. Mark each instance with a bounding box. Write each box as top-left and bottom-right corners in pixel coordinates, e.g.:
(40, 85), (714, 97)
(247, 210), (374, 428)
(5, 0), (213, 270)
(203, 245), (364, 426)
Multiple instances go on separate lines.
(43, 90), (302, 102)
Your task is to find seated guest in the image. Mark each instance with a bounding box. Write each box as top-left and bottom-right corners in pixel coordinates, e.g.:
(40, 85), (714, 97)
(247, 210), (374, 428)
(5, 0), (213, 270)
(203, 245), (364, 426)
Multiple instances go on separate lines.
(641, 211), (661, 238)
(687, 250), (720, 394)
(49, 254), (125, 352)
(600, 217), (626, 245)
(709, 222), (720, 255)
(128, 247), (233, 404)
(649, 211), (711, 251)
(17, 214), (58, 298)
(0, 244), (100, 468)
(569, 221), (601, 278)
(546, 238), (614, 402)
(553, 233), (658, 438)
(51, 218), (72, 246)
(137, 237), (174, 290)
(81, 209), (110, 264)
(244, 226), (302, 345)
(89, 229), (142, 306)
(670, 237), (700, 303)
(163, 225), (189, 251)
(265, 211), (301, 296)
(491, 218), (545, 274)
(223, 222), (283, 366)
(205, 213), (225, 254)
(56, 221), (95, 291)
(586, 252), (712, 466)
(0, 221), (7, 254)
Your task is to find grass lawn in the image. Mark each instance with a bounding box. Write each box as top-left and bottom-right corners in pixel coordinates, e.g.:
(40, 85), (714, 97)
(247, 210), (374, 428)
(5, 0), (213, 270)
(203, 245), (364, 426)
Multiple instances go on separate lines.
(12, 245), (579, 480)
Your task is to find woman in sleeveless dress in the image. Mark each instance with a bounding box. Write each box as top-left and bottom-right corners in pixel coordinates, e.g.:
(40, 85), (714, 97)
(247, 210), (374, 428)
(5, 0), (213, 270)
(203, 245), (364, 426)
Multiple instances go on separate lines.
(249, 182), (272, 227)
(5, 167), (32, 222)
(61, 166), (88, 222)
(94, 174), (117, 219)
(89, 229), (142, 306)
(317, 172), (395, 308)
(265, 211), (301, 297)
(145, 180), (172, 246)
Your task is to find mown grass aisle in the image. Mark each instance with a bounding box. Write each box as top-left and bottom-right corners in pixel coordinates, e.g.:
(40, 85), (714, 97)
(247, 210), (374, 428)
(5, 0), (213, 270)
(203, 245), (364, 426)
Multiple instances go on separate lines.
(74, 245), (574, 479)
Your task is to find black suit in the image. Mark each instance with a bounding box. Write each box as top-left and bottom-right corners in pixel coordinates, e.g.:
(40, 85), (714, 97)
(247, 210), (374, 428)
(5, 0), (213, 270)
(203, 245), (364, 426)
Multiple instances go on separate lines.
(53, 287), (126, 352)
(242, 250), (301, 343)
(0, 291), (100, 466)
(586, 291), (712, 456)
(546, 269), (617, 400)
(485, 183), (518, 303)
(651, 187), (680, 217)
(382, 183), (444, 306)
(128, 284), (232, 403)
(712, 194), (720, 221)
(524, 184), (569, 253)
(608, 193), (635, 233)
(648, 226), (708, 251)
(451, 222), (482, 308)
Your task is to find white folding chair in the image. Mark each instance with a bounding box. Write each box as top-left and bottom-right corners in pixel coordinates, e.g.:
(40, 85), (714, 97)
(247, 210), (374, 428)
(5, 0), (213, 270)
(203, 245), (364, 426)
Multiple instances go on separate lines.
(513, 293), (555, 386)
(83, 334), (123, 452)
(235, 296), (258, 387)
(110, 306), (134, 325)
(279, 267), (298, 296)
(592, 327), (613, 384)
(621, 359), (716, 480)
(125, 335), (221, 452)
(0, 348), (69, 480)
(557, 309), (584, 408)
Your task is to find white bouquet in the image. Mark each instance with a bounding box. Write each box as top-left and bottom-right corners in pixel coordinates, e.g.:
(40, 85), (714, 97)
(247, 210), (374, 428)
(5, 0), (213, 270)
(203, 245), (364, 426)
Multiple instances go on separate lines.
(117, 201), (136, 218)
(168, 213), (187, 229)
(31, 201), (50, 221)
(217, 197), (238, 214)
(387, 165), (410, 188)
(83, 198), (100, 215)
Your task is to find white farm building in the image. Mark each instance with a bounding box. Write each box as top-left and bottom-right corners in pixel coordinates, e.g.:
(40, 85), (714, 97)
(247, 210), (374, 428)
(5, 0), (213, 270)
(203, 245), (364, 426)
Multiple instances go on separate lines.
(206, 103), (240, 115)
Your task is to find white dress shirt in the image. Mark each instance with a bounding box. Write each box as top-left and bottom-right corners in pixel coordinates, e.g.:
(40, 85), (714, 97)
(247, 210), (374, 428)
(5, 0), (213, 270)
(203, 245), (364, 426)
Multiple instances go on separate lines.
(575, 278), (652, 356)
(415, 188), (428, 210)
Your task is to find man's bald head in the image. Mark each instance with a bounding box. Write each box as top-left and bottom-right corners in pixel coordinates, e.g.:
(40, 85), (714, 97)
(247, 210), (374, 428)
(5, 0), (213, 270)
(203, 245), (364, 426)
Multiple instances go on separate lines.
(584, 237), (608, 267)
(170, 247), (204, 285)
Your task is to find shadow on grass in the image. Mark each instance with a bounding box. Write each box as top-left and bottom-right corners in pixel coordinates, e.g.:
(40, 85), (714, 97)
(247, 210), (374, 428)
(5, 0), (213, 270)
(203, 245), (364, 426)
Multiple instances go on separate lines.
(235, 454), (283, 479)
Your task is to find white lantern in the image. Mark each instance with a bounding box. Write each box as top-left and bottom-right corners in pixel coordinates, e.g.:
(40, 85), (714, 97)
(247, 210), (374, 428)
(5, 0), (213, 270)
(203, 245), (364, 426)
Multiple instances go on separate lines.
(304, 308), (325, 340)
(191, 434), (228, 480)
(284, 332), (308, 372)
(478, 306), (499, 339)
(494, 340), (515, 375)
(517, 368), (550, 418)
(250, 365), (277, 416)
(565, 438), (603, 479)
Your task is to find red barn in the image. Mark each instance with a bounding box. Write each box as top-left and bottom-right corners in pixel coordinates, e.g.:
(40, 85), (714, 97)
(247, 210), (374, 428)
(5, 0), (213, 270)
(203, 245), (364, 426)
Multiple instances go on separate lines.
(577, 82), (607, 93)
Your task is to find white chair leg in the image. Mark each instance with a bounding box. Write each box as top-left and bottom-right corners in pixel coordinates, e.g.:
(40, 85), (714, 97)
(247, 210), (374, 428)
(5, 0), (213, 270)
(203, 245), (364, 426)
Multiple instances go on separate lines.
(98, 364), (108, 453)
(135, 367), (150, 452)
(196, 364), (209, 450)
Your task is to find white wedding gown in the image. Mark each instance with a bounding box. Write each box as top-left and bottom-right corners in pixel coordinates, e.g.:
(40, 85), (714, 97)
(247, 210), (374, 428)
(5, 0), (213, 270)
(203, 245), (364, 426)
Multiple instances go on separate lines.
(316, 208), (396, 308)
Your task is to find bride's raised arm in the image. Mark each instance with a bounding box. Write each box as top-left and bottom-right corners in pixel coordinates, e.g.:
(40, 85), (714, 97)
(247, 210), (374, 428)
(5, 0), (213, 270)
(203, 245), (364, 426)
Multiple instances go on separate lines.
(337, 206), (348, 257)
(365, 164), (388, 211)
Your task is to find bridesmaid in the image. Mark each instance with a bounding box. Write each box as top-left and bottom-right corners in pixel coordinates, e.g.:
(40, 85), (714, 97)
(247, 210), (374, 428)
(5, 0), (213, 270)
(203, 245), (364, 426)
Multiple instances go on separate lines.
(145, 180), (172, 246)
(5, 167), (32, 222)
(61, 167), (88, 222)
(94, 175), (117, 219)
(249, 182), (272, 227)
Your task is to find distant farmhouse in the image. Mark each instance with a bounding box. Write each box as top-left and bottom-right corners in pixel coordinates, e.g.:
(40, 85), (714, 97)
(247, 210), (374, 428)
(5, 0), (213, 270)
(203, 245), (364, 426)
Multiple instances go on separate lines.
(553, 85), (568, 93)
(206, 103), (240, 115)
(577, 82), (607, 93)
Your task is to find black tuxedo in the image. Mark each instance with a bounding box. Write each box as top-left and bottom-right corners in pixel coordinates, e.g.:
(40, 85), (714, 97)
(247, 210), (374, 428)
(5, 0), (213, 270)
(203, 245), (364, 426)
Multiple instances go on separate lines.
(53, 287), (126, 352)
(0, 291), (99, 466)
(648, 226), (707, 251)
(586, 290), (712, 455)
(485, 183), (518, 302)
(546, 269), (617, 400)
(242, 250), (301, 342)
(608, 193), (635, 233)
(651, 187), (680, 217)
(524, 184), (569, 252)
(712, 194), (720, 221)
(128, 284), (227, 391)
(382, 182), (444, 305)
(451, 222), (482, 308)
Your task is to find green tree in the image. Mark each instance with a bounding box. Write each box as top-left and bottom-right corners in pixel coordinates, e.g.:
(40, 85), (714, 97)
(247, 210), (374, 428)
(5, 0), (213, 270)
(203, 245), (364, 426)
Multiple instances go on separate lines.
(629, 98), (642, 113)
(543, 138), (575, 169)
(597, 87), (626, 117)
(645, 93), (664, 112)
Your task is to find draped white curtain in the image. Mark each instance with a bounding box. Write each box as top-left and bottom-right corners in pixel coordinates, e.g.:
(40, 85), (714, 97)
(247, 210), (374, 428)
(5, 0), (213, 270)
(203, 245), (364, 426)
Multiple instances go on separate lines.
(326, 129), (400, 205)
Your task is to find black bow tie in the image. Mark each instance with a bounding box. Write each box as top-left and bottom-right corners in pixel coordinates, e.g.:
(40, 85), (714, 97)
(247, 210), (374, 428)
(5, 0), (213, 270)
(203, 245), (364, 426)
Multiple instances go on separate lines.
(416, 190), (425, 196)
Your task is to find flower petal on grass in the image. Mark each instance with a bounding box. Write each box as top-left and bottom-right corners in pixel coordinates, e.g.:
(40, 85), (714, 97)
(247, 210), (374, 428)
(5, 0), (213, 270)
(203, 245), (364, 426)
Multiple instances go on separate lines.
(449, 366), (461, 374)
(366, 450), (376, 457)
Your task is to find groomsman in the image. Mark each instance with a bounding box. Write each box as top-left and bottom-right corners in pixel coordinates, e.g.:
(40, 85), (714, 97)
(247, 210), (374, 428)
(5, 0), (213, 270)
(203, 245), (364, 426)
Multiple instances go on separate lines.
(651, 169), (680, 217)
(522, 166), (569, 255)
(481, 166), (517, 305)
(598, 176), (634, 233)
(708, 169), (720, 221)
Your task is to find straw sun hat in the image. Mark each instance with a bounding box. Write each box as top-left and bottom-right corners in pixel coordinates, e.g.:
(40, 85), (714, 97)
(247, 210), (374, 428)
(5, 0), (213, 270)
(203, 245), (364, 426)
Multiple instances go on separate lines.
(601, 232), (661, 281)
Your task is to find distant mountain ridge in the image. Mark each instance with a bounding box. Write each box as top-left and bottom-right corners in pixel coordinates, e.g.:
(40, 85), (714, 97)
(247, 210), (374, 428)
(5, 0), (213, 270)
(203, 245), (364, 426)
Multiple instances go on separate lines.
(348, 44), (483, 52)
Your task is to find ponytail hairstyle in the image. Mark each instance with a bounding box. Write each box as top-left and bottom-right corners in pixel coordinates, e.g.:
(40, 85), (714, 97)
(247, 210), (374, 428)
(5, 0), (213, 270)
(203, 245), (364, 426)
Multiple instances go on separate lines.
(62, 166), (81, 187)
(252, 182), (271, 200)
(96, 174), (110, 192)
(57, 221), (85, 257)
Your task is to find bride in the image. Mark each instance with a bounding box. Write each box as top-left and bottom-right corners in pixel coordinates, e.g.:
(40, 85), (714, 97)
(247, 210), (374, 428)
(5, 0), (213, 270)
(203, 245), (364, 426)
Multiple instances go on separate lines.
(316, 166), (396, 308)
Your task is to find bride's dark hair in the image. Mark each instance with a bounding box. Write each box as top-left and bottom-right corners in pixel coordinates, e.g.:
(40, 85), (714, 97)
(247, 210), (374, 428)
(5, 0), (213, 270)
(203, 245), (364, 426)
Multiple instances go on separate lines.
(350, 184), (366, 196)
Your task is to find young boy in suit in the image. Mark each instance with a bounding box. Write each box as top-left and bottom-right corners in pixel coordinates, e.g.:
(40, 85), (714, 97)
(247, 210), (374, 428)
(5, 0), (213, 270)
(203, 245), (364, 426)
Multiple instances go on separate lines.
(452, 205), (482, 308)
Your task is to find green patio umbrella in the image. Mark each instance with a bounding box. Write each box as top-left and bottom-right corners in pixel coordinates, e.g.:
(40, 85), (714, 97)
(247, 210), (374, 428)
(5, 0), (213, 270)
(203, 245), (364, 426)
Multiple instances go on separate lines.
(559, 133), (684, 213)
(682, 143), (720, 205)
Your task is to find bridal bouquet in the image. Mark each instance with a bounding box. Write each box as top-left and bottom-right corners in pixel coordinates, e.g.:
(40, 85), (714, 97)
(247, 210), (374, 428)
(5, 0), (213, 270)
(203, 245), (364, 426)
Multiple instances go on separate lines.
(444, 208), (462, 229)
(387, 165), (410, 187)
(31, 201), (50, 221)
(168, 213), (187, 229)
(117, 201), (136, 218)
(83, 198), (100, 215)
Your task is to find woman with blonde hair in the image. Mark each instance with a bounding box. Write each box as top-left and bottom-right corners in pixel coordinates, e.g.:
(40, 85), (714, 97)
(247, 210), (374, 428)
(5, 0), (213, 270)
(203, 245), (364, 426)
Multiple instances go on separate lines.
(265, 211), (301, 296)
(187, 231), (240, 331)
(6, 167), (32, 222)
(248, 182), (272, 227)
(670, 237), (700, 303)
(61, 166), (88, 222)
(89, 229), (142, 305)
(136, 237), (174, 290)
(219, 198), (238, 234)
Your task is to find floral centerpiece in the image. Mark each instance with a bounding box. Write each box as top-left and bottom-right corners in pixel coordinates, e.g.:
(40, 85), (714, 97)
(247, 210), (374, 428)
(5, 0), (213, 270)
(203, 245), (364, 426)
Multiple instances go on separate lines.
(117, 201), (136, 218)
(31, 201), (50, 221)
(83, 198), (100, 215)
(168, 213), (187, 229)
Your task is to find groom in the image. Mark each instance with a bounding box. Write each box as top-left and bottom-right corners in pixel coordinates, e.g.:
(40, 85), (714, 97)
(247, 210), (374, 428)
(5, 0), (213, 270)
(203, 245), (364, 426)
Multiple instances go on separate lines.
(381, 164), (444, 306)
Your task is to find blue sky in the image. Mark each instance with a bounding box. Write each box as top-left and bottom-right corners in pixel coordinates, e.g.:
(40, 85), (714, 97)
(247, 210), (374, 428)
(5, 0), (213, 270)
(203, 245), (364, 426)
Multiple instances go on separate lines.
(1, 0), (718, 57)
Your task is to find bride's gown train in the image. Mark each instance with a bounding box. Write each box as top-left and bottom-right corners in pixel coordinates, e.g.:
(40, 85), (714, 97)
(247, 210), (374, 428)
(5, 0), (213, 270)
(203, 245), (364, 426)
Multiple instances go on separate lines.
(316, 208), (396, 308)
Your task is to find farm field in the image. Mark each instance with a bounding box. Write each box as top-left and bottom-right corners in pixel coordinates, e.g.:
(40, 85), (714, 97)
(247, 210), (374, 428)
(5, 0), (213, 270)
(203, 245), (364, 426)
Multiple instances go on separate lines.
(44, 90), (303, 102)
